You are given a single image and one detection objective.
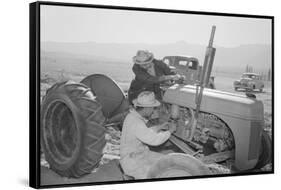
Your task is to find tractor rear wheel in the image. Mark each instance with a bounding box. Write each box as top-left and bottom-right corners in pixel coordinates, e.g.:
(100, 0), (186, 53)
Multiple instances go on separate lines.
(41, 81), (106, 178)
(146, 153), (211, 178)
(255, 131), (272, 169)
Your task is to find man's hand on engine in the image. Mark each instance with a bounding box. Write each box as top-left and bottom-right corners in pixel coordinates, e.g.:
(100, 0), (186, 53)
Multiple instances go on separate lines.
(150, 122), (168, 132)
(150, 121), (177, 133)
(162, 75), (174, 81)
(163, 74), (185, 82)
(173, 74), (181, 81)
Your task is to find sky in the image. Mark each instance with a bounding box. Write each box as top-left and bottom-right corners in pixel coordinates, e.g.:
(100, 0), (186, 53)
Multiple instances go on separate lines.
(40, 5), (272, 47)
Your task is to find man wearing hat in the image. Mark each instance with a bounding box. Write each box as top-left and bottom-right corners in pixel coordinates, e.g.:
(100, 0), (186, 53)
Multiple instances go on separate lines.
(120, 91), (176, 179)
(128, 50), (182, 104)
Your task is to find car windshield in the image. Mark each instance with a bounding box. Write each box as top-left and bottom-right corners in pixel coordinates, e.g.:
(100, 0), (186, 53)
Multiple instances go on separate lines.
(177, 59), (198, 70)
(242, 74), (258, 79)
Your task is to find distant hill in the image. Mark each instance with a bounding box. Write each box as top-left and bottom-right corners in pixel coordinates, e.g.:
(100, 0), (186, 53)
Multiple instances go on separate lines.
(41, 41), (272, 75)
(41, 50), (135, 83)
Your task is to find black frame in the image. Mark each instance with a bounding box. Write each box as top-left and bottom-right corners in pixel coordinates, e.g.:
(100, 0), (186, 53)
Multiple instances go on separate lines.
(30, 1), (274, 188)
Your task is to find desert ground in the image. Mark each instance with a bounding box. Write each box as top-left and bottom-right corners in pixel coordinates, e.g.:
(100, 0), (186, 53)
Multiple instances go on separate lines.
(40, 53), (272, 186)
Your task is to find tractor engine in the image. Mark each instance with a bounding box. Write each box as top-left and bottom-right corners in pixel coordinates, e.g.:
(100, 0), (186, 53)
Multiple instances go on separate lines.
(160, 104), (235, 155)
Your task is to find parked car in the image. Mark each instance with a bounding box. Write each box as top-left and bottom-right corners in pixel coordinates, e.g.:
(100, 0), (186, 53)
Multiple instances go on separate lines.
(162, 55), (215, 89)
(234, 73), (264, 92)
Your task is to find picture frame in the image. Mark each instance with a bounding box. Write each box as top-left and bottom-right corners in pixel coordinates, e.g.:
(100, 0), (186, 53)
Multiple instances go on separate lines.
(30, 1), (274, 188)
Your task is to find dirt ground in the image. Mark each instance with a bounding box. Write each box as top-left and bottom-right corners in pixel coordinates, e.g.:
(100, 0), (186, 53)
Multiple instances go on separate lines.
(40, 160), (123, 186)
(40, 127), (124, 186)
(40, 126), (232, 186)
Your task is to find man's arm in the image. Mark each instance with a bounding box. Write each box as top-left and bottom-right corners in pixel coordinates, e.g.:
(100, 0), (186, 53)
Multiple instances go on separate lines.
(134, 121), (171, 146)
(154, 59), (176, 75)
(132, 61), (181, 85)
(150, 122), (169, 132)
(155, 60), (184, 81)
(133, 64), (165, 84)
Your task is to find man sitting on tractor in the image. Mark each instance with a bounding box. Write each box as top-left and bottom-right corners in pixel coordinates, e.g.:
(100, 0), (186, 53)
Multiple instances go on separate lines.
(128, 50), (183, 104)
(120, 91), (176, 179)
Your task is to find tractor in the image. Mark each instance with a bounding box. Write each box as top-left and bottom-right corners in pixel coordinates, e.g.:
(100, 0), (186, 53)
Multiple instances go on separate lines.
(40, 26), (271, 178)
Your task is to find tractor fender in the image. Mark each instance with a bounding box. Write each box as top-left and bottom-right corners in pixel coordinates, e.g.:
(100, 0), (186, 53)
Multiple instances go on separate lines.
(216, 114), (262, 170)
(81, 74), (130, 121)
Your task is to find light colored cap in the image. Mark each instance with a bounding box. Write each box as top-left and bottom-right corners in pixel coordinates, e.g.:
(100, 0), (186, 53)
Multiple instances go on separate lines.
(133, 50), (154, 65)
(133, 91), (160, 107)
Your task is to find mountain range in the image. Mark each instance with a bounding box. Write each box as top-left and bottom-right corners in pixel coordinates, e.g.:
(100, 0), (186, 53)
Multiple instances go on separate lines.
(41, 41), (272, 74)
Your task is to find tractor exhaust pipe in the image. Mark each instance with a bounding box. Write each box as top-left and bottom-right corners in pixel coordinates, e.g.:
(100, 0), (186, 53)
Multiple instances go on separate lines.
(189, 26), (217, 141)
(204, 26), (217, 86)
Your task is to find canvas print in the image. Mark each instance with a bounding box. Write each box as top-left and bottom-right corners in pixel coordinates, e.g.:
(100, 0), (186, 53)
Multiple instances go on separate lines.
(31, 1), (273, 188)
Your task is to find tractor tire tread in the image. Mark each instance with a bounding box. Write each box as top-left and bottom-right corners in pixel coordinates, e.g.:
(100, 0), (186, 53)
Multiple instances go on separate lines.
(41, 81), (106, 178)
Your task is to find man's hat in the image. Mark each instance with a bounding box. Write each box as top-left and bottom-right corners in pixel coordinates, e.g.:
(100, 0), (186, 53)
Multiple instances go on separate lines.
(133, 50), (154, 65)
(133, 91), (160, 107)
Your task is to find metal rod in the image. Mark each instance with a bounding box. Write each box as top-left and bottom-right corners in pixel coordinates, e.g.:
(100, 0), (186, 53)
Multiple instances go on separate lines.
(204, 48), (216, 86)
(189, 26), (217, 141)
(208, 26), (216, 47)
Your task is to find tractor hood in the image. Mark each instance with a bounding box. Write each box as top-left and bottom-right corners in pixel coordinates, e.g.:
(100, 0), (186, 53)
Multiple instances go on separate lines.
(163, 84), (264, 120)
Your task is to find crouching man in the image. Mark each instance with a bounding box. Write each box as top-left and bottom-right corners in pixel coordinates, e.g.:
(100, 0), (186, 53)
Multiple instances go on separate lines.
(120, 91), (176, 179)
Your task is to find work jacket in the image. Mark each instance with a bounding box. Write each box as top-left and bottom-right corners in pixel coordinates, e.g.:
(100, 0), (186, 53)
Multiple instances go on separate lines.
(128, 59), (175, 103)
(120, 109), (171, 179)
